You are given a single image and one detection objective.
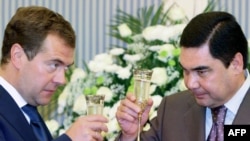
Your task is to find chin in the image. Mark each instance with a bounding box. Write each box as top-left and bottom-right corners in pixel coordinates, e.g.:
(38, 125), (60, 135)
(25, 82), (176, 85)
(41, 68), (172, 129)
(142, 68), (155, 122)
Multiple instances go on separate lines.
(195, 99), (209, 107)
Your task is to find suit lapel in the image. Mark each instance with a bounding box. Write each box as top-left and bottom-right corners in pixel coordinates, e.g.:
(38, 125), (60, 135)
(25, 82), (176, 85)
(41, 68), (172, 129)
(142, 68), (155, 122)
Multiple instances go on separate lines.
(0, 85), (38, 140)
(184, 94), (206, 141)
(233, 88), (250, 124)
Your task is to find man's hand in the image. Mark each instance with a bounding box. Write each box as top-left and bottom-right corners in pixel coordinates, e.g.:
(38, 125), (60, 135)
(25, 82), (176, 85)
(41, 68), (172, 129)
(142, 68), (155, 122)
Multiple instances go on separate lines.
(116, 94), (153, 140)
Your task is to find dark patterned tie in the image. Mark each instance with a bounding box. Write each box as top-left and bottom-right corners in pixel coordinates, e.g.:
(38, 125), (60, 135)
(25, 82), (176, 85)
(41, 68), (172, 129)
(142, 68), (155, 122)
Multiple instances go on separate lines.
(22, 104), (49, 141)
(207, 105), (227, 141)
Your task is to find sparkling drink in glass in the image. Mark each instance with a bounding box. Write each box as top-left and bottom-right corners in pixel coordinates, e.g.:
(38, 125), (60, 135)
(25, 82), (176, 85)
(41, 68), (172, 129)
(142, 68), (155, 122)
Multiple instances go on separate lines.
(133, 69), (153, 141)
(85, 95), (105, 115)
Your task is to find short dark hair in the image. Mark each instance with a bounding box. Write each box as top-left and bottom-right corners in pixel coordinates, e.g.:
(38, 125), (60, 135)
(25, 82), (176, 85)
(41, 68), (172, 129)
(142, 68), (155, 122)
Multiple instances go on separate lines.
(180, 11), (248, 69)
(1, 6), (76, 65)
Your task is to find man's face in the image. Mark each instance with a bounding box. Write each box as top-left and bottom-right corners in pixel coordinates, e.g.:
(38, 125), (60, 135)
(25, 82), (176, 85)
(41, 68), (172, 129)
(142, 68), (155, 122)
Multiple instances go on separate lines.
(17, 34), (74, 106)
(179, 43), (244, 108)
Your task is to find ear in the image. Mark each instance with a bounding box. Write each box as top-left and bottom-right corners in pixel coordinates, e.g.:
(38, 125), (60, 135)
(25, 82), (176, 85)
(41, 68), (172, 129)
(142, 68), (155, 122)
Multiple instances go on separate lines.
(10, 43), (25, 69)
(230, 52), (244, 73)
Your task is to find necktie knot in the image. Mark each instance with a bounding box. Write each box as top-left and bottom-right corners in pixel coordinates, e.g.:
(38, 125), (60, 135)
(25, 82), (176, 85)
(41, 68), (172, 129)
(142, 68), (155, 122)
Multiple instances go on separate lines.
(22, 104), (41, 123)
(211, 105), (227, 124)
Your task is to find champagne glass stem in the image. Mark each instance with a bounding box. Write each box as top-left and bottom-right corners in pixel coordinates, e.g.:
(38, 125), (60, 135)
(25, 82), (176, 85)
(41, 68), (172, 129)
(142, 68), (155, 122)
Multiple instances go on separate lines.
(137, 113), (142, 141)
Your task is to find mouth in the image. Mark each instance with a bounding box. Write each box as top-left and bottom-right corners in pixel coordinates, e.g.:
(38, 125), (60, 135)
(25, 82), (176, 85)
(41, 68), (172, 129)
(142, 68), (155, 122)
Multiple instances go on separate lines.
(193, 92), (207, 99)
(44, 89), (56, 95)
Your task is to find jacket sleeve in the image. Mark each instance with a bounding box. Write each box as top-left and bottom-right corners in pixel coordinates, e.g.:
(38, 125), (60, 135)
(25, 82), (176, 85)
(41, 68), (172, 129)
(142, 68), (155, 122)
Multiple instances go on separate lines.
(53, 134), (72, 141)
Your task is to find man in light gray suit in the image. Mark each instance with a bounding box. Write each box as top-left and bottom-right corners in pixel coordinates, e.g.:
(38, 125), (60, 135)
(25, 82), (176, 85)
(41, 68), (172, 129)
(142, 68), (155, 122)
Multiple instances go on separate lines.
(115, 11), (250, 141)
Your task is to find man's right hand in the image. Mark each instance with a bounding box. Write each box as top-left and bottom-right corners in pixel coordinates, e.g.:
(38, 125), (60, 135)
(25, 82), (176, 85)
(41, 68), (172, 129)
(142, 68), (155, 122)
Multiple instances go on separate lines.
(115, 94), (153, 141)
(66, 115), (108, 141)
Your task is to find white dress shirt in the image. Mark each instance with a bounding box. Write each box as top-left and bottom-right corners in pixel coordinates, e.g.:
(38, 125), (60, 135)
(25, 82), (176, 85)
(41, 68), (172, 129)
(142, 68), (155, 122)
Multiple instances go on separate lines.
(0, 76), (30, 122)
(205, 70), (250, 139)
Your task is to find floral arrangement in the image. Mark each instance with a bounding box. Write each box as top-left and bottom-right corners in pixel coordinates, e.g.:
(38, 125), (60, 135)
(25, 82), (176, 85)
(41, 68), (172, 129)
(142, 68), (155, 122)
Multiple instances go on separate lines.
(45, 2), (214, 141)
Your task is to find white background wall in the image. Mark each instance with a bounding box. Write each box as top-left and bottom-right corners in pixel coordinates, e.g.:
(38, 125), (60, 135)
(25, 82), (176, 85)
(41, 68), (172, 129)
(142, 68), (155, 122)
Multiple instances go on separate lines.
(0, 0), (249, 68)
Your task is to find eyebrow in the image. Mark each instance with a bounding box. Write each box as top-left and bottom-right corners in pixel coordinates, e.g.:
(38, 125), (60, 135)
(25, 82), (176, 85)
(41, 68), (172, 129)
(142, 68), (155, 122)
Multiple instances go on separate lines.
(52, 59), (75, 67)
(179, 63), (209, 71)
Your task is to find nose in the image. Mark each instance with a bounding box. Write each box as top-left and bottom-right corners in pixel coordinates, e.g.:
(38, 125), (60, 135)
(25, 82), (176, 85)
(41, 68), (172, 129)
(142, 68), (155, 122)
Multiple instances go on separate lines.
(53, 68), (66, 86)
(184, 74), (199, 90)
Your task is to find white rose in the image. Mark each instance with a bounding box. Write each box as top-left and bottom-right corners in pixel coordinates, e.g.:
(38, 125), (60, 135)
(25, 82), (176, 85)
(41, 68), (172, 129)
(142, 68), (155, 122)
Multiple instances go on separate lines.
(167, 3), (186, 21)
(178, 79), (187, 91)
(116, 67), (131, 79)
(142, 24), (186, 42)
(148, 45), (162, 52)
(88, 60), (105, 73)
(131, 34), (143, 42)
(70, 68), (86, 82)
(73, 94), (87, 115)
(88, 53), (113, 73)
(104, 64), (121, 73)
(57, 87), (70, 114)
(45, 120), (60, 136)
(108, 101), (120, 119)
(151, 67), (168, 86)
(149, 110), (157, 120)
(149, 84), (157, 95)
(97, 87), (113, 102)
(123, 54), (142, 63)
(157, 44), (175, 62)
(151, 95), (163, 109)
(109, 48), (125, 56)
(58, 129), (66, 136)
(117, 23), (132, 37)
(142, 25), (166, 41)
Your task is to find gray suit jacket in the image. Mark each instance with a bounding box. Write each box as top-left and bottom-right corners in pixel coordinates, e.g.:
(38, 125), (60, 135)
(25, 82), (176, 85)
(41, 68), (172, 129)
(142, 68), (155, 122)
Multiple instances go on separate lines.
(116, 89), (250, 141)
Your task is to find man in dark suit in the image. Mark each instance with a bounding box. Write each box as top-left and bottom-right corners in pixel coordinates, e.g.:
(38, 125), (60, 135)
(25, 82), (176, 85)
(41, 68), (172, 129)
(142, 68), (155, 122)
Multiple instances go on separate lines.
(0, 6), (108, 141)
(115, 11), (250, 141)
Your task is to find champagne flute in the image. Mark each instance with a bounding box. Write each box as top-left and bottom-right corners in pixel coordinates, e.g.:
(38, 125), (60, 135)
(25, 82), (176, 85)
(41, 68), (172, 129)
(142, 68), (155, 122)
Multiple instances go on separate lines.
(85, 95), (105, 115)
(133, 69), (153, 141)
(85, 94), (105, 136)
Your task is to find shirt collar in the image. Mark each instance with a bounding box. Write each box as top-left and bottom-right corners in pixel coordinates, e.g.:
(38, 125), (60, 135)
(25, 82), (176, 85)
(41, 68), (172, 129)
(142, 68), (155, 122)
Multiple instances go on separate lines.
(0, 76), (27, 108)
(224, 69), (250, 115)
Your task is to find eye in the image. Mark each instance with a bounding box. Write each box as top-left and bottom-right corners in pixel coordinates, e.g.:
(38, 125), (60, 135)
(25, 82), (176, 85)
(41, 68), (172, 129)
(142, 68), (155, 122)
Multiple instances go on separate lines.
(197, 69), (208, 76)
(49, 63), (60, 70)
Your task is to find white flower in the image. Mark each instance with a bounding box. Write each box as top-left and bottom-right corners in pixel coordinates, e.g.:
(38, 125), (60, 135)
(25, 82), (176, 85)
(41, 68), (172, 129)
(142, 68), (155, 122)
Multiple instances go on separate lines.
(142, 25), (166, 41)
(123, 54), (142, 63)
(151, 95), (163, 109)
(148, 45), (162, 52)
(57, 88), (69, 114)
(157, 44), (176, 62)
(109, 48), (125, 56)
(151, 67), (168, 86)
(70, 68), (86, 82)
(45, 120), (60, 136)
(58, 129), (66, 136)
(97, 87), (113, 102)
(178, 79), (187, 91)
(142, 24), (186, 42)
(73, 94), (87, 115)
(104, 64), (122, 73)
(116, 67), (131, 79)
(131, 34), (143, 42)
(108, 101), (120, 119)
(88, 53), (113, 73)
(149, 110), (157, 120)
(149, 84), (157, 95)
(167, 3), (186, 21)
(117, 23), (132, 37)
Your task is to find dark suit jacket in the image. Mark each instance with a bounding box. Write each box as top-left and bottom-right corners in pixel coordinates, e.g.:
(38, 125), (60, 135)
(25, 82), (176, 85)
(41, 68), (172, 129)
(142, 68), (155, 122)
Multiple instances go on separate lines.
(116, 89), (250, 141)
(0, 85), (71, 141)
